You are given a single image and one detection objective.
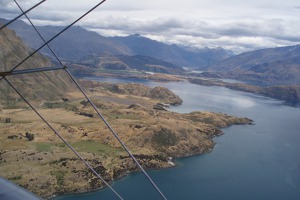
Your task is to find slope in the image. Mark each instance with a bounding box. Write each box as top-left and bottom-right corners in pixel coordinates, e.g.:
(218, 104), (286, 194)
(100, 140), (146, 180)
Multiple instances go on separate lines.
(205, 45), (300, 85)
(111, 34), (232, 68)
(0, 23), (75, 107)
(0, 18), (233, 68)
(0, 18), (133, 62)
(76, 54), (185, 74)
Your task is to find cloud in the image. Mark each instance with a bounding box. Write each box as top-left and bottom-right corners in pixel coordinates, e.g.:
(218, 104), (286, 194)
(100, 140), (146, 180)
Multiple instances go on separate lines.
(0, 0), (19, 15)
(78, 13), (300, 52)
(1, 0), (299, 52)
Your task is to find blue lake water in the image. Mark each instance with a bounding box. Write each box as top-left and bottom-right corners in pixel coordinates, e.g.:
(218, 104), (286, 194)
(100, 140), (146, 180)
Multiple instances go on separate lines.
(54, 77), (300, 200)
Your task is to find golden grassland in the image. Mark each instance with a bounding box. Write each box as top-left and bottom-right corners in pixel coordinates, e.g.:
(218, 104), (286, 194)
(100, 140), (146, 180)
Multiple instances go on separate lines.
(0, 82), (252, 198)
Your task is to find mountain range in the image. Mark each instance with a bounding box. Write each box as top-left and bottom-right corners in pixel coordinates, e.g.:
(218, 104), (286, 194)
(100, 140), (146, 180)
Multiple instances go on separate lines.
(1, 17), (300, 87)
(201, 45), (300, 85)
(111, 34), (232, 67)
(0, 18), (232, 69)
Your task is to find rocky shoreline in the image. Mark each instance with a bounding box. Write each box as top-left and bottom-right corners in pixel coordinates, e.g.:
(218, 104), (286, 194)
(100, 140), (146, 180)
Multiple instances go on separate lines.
(188, 77), (300, 105)
(0, 82), (253, 199)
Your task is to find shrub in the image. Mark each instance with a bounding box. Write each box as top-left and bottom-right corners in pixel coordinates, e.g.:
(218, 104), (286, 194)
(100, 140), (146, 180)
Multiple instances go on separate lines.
(25, 132), (34, 141)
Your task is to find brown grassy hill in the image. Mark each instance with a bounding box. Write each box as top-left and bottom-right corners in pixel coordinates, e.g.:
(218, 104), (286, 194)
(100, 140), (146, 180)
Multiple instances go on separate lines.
(0, 24), (75, 107)
(0, 87), (252, 198)
(79, 80), (183, 105)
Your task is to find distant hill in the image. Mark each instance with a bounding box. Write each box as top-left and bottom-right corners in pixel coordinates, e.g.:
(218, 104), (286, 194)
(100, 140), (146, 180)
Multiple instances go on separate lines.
(207, 45), (300, 71)
(0, 23), (74, 107)
(203, 45), (300, 85)
(111, 34), (232, 68)
(76, 54), (185, 74)
(0, 18), (233, 68)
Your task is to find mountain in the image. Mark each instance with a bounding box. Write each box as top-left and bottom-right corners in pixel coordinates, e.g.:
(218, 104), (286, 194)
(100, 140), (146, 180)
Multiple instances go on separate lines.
(0, 23), (74, 107)
(203, 45), (300, 85)
(0, 18), (132, 62)
(75, 54), (185, 74)
(0, 18), (233, 68)
(208, 45), (300, 71)
(111, 34), (232, 68)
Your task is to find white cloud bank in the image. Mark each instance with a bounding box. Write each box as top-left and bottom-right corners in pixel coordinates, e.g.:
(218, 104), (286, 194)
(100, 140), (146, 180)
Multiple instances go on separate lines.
(1, 0), (300, 52)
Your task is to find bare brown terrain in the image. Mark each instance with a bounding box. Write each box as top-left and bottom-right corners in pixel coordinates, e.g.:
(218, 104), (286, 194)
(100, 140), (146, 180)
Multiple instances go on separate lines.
(0, 82), (252, 199)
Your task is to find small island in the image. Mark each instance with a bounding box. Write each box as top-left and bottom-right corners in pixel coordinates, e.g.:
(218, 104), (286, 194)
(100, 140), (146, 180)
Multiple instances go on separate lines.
(0, 81), (252, 198)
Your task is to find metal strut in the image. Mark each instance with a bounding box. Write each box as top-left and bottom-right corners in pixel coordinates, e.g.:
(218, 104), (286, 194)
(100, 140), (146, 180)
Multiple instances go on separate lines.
(0, 66), (66, 77)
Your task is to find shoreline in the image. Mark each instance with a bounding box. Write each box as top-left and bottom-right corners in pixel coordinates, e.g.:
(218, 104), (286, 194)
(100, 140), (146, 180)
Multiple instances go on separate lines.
(77, 72), (300, 106)
(50, 122), (252, 200)
(0, 79), (253, 199)
(50, 160), (178, 199)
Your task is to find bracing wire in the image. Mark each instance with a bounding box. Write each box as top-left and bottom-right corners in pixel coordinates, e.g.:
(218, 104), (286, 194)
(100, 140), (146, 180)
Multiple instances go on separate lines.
(13, 1), (168, 198)
(65, 68), (167, 200)
(14, 1), (168, 199)
(14, 0), (166, 199)
(0, 0), (46, 30)
(65, 69), (168, 200)
(3, 77), (124, 200)
(1, 0), (168, 199)
(12, 1), (124, 199)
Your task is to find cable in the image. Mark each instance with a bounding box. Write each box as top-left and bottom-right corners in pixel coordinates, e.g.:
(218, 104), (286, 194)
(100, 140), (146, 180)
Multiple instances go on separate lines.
(65, 69), (168, 200)
(5, 1), (168, 199)
(3, 77), (124, 200)
(14, 1), (168, 198)
(0, 0), (46, 30)
(9, 1), (124, 198)
(15, 1), (168, 199)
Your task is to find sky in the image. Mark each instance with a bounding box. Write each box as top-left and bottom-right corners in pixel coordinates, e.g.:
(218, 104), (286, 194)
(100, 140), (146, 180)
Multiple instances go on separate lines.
(1, 0), (300, 53)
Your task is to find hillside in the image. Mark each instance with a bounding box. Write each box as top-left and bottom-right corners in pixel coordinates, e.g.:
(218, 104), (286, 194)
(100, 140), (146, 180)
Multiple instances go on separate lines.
(0, 18), (132, 62)
(0, 23), (75, 107)
(207, 45), (300, 71)
(79, 80), (183, 105)
(111, 34), (232, 67)
(0, 18), (233, 68)
(202, 45), (300, 85)
(75, 54), (185, 74)
(189, 78), (300, 105)
(0, 81), (252, 198)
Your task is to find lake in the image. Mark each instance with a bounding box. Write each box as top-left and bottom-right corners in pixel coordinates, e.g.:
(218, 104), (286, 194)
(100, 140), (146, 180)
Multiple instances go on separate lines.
(54, 77), (300, 200)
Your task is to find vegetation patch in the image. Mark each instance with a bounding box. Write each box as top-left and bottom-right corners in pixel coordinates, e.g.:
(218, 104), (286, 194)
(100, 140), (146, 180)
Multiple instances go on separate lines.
(71, 141), (122, 156)
(152, 127), (177, 146)
(51, 170), (66, 186)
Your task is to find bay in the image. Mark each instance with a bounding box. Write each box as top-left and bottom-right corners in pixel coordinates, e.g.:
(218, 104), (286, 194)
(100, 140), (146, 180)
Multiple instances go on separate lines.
(54, 77), (300, 200)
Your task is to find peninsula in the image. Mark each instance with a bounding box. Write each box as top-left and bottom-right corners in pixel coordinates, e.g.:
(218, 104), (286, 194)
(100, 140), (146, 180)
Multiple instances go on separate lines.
(0, 81), (252, 198)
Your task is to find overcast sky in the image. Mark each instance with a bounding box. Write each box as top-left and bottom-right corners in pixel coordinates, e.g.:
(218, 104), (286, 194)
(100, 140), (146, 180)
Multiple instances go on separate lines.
(1, 0), (300, 52)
